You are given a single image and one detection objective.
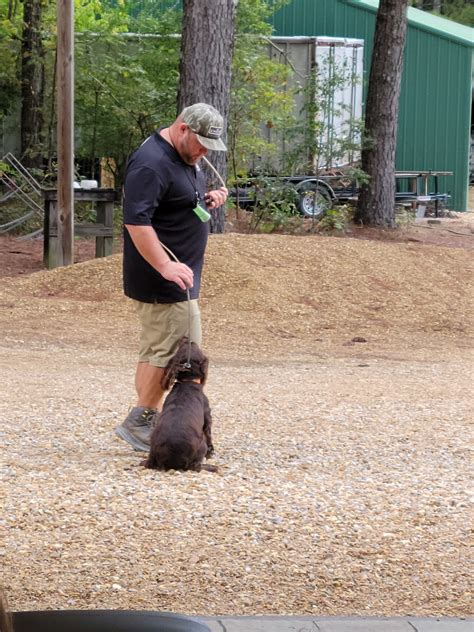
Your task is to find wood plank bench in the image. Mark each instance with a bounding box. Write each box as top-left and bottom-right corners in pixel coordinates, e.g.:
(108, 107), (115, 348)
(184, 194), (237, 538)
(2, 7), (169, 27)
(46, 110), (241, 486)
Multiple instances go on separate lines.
(42, 188), (117, 269)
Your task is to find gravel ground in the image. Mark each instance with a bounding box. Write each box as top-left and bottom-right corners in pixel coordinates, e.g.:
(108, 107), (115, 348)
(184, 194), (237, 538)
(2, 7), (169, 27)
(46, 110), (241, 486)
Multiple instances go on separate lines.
(1, 232), (473, 617)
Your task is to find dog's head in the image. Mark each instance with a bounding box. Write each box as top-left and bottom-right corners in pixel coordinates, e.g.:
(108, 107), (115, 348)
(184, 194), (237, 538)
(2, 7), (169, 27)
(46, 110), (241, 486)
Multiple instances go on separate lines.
(161, 337), (209, 391)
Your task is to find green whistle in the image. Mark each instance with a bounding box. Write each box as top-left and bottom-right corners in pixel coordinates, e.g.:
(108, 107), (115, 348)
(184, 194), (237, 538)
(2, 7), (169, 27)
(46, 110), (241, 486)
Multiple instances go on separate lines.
(193, 204), (211, 222)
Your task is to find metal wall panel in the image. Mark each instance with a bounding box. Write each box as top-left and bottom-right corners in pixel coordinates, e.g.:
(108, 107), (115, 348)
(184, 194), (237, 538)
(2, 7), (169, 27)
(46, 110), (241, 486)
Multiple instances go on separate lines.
(271, 0), (473, 210)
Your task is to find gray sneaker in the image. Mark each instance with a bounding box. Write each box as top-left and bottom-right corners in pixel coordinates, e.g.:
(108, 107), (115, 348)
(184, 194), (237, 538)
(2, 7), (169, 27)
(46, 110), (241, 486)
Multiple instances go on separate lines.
(115, 406), (157, 452)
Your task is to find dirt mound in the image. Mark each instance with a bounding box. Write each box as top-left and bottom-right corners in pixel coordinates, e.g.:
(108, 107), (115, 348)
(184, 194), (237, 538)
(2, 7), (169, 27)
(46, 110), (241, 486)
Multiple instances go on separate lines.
(1, 233), (472, 360)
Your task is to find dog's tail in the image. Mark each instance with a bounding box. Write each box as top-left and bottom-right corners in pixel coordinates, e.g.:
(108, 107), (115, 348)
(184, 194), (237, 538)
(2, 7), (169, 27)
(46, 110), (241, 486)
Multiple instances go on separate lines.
(200, 463), (219, 473)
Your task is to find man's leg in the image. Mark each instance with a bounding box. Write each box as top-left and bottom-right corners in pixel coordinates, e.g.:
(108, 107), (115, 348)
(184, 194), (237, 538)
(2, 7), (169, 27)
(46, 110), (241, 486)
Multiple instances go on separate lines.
(135, 361), (166, 411)
(133, 300), (201, 410)
(115, 300), (201, 451)
(114, 363), (165, 452)
(116, 303), (169, 451)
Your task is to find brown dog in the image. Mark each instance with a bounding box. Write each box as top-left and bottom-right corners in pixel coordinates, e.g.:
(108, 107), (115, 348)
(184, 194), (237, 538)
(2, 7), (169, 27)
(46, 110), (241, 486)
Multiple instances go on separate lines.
(142, 337), (216, 472)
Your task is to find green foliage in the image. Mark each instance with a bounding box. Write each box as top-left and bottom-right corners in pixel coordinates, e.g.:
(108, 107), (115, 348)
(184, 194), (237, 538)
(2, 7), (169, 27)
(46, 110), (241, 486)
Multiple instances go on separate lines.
(72, 4), (182, 182)
(68, 0), (296, 188)
(246, 175), (300, 232)
(2, 0), (297, 192)
(394, 204), (415, 227)
(76, 0), (295, 186)
(128, 4), (181, 34)
(439, 0), (474, 26)
(345, 165), (370, 187)
(410, 0), (474, 26)
(283, 56), (364, 176)
(317, 204), (354, 232)
(74, 32), (178, 178)
(0, 3), (21, 120)
(228, 37), (295, 181)
(104, 0), (181, 20)
(75, 0), (129, 32)
(236, 0), (281, 34)
(227, 0), (295, 184)
(0, 160), (14, 176)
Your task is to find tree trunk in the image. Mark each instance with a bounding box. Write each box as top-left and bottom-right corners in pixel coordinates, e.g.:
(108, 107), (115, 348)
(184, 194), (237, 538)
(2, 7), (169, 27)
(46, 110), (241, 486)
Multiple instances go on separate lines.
(355, 0), (409, 228)
(21, 0), (45, 168)
(178, 0), (236, 233)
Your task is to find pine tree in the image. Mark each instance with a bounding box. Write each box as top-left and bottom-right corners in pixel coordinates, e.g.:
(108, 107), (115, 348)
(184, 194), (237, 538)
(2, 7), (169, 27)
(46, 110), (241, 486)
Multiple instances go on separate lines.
(20, 0), (45, 167)
(177, 0), (236, 233)
(356, 0), (410, 227)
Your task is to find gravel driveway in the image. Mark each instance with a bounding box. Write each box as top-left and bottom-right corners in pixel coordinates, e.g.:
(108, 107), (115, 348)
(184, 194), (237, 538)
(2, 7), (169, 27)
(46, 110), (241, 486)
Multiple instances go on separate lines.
(1, 233), (472, 617)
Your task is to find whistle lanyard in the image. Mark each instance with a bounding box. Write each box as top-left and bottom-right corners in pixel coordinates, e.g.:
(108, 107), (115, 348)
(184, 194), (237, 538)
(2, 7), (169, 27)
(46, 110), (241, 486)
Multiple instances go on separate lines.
(184, 164), (200, 205)
(185, 164), (211, 223)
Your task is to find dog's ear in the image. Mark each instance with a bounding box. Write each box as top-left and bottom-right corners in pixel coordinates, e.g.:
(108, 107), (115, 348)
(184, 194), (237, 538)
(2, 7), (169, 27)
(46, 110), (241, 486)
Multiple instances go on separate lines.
(160, 337), (192, 390)
(161, 351), (180, 391)
(199, 354), (209, 386)
(185, 342), (208, 384)
(160, 362), (174, 391)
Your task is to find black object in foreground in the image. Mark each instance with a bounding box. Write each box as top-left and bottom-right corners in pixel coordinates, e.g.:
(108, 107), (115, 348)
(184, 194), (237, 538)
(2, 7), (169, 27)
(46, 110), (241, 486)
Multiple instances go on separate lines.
(12, 610), (211, 632)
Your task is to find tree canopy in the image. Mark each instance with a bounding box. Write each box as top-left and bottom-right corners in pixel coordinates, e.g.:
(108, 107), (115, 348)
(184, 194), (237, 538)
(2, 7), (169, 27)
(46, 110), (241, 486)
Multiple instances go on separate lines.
(0, 0), (294, 185)
(410, 0), (473, 26)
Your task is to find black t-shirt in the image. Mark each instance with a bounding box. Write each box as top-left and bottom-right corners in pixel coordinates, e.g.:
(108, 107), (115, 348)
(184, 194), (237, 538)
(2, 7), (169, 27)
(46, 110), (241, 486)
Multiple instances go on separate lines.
(123, 130), (209, 303)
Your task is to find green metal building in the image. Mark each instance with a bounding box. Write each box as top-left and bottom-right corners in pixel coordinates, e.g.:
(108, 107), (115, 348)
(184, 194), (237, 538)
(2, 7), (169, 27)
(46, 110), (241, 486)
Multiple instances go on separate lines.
(271, 0), (474, 211)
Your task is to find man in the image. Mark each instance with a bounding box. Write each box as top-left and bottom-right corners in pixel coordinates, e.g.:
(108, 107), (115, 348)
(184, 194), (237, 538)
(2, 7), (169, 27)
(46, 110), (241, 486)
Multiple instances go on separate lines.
(115, 103), (228, 451)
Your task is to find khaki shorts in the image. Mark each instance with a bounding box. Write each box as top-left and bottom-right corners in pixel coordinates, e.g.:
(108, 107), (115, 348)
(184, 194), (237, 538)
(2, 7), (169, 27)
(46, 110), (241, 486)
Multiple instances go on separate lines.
(134, 300), (202, 367)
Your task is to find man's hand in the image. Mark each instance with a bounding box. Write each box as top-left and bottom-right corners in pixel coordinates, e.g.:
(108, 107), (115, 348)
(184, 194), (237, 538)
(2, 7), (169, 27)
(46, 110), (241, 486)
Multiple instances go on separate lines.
(158, 260), (193, 291)
(125, 224), (194, 291)
(204, 187), (228, 209)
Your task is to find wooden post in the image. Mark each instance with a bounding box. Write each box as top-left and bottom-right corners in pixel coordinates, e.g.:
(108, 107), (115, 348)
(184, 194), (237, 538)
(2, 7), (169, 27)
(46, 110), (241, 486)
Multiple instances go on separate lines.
(56, 0), (74, 266)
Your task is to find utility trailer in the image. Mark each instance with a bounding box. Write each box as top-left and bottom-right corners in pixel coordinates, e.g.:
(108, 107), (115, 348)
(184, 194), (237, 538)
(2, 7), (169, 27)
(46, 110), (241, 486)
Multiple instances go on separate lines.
(232, 173), (355, 219)
(231, 170), (452, 219)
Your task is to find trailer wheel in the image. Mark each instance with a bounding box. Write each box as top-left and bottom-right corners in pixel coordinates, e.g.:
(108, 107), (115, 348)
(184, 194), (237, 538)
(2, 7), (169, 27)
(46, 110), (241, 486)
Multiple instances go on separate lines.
(295, 181), (332, 218)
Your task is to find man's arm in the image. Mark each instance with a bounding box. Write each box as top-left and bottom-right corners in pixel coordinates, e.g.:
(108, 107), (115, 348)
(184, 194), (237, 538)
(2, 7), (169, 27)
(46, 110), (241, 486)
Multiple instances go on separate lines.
(125, 224), (193, 291)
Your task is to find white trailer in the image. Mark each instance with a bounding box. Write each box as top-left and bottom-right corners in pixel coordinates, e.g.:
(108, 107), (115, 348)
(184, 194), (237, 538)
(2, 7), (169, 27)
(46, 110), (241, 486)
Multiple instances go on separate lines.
(264, 36), (364, 171)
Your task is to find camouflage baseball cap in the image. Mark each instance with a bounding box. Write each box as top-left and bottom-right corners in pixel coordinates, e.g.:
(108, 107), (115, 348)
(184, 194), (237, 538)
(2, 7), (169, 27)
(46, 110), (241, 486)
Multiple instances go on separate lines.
(181, 103), (227, 151)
